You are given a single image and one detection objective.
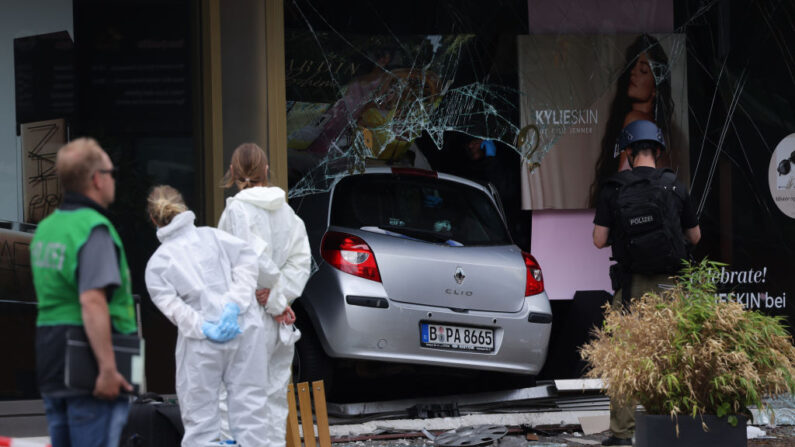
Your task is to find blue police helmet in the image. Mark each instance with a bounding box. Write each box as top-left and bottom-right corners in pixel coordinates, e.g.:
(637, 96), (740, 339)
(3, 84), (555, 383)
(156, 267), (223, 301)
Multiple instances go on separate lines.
(614, 120), (666, 157)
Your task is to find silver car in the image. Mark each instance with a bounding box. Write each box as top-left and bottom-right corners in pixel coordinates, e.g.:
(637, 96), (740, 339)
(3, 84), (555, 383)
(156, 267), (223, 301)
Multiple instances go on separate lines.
(291, 167), (551, 388)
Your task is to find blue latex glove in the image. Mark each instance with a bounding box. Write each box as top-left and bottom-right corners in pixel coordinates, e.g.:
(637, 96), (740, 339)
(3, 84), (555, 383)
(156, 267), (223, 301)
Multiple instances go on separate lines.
(202, 303), (242, 343)
(217, 302), (241, 337)
(480, 140), (497, 157)
(202, 320), (240, 343)
(219, 302), (240, 323)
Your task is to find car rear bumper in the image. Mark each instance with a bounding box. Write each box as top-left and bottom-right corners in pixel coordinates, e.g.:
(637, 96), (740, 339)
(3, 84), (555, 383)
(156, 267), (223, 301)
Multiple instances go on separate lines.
(301, 268), (552, 375)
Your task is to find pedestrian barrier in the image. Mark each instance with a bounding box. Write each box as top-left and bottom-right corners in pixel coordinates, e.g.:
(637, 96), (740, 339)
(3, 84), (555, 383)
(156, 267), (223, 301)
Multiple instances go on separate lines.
(0, 437), (50, 447)
(286, 381), (331, 447)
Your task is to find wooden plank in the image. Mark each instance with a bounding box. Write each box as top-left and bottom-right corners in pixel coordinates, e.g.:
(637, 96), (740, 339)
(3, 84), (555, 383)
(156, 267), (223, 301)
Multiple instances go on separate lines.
(311, 380), (331, 447)
(297, 382), (316, 447)
(286, 384), (301, 447)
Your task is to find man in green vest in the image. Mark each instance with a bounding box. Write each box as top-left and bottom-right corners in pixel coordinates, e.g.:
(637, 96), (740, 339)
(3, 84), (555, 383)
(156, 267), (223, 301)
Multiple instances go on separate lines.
(31, 138), (137, 447)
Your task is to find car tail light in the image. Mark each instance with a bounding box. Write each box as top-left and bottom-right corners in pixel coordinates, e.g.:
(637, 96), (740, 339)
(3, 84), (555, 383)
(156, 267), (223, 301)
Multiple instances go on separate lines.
(390, 167), (438, 178)
(321, 231), (382, 282)
(522, 251), (544, 296)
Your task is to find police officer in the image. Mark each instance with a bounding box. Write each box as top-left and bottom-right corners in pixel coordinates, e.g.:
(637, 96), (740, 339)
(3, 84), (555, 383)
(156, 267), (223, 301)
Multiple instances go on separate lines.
(592, 120), (700, 445)
(31, 138), (136, 447)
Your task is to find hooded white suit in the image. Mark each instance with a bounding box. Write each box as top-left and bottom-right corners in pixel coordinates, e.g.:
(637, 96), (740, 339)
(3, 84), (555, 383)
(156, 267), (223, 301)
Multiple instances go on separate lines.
(145, 211), (269, 447)
(218, 186), (311, 447)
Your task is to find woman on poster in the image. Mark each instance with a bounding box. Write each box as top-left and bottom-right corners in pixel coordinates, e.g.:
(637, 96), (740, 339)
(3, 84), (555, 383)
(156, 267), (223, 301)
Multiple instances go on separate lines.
(588, 33), (674, 207)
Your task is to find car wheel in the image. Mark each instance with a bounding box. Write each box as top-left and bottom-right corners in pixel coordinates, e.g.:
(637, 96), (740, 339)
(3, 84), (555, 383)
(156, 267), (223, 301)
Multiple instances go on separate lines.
(293, 320), (334, 393)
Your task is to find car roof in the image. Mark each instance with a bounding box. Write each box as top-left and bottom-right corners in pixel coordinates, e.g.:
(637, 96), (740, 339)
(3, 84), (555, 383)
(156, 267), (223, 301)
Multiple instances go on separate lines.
(333, 167), (492, 195)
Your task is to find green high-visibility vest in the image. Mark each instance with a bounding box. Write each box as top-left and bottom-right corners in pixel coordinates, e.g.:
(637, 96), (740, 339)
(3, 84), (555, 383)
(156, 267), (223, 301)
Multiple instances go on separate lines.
(31, 208), (137, 334)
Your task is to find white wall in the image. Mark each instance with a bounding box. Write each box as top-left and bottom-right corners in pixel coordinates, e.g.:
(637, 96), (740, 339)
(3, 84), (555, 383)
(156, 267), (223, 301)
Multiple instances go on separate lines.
(0, 0), (73, 222)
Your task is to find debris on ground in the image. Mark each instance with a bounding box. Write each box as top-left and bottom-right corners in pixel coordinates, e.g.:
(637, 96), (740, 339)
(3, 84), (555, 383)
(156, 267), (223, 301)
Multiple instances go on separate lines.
(330, 425), (795, 446)
(434, 425), (508, 447)
(748, 426), (768, 439)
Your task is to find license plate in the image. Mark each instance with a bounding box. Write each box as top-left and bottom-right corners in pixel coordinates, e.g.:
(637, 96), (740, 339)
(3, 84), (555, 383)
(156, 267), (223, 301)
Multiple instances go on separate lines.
(420, 322), (494, 352)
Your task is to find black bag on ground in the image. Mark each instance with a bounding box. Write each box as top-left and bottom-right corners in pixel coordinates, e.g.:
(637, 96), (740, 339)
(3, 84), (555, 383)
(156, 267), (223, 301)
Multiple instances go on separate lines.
(120, 392), (183, 447)
(607, 168), (687, 274)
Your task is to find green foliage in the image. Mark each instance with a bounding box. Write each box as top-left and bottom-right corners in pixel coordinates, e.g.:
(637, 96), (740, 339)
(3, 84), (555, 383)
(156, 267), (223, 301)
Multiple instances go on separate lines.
(581, 259), (795, 425)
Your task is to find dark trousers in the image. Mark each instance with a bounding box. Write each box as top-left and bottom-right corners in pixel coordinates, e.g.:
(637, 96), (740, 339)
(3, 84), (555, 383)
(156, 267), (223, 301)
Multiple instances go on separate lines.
(609, 272), (674, 439)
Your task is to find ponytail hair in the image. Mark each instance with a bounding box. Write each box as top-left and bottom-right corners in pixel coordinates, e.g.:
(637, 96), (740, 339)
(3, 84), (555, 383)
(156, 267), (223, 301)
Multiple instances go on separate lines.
(147, 185), (188, 227)
(222, 142), (269, 191)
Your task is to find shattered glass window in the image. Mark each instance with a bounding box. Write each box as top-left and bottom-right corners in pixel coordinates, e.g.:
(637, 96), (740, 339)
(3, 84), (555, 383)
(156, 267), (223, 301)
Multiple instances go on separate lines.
(284, 1), (526, 199)
(284, 0), (795, 327)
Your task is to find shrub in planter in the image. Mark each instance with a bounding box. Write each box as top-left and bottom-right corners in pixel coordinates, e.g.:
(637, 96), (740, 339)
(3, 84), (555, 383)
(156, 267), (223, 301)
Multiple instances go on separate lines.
(580, 259), (795, 442)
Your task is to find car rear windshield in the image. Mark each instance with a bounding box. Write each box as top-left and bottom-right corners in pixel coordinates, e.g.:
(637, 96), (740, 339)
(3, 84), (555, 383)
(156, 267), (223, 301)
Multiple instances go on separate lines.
(330, 174), (511, 246)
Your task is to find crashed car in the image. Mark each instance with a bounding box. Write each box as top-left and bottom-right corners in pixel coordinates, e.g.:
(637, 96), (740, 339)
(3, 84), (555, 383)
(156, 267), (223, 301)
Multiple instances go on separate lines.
(290, 167), (551, 388)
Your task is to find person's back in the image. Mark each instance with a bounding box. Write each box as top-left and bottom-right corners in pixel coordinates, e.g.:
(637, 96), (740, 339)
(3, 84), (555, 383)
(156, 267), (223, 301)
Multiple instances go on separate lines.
(218, 142), (312, 447)
(592, 120), (700, 446)
(218, 184), (311, 318)
(593, 120), (700, 274)
(221, 186), (303, 271)
(148, 211), (262, 329)
(604, 165), (689, 275)
(145, 186), (268, 447)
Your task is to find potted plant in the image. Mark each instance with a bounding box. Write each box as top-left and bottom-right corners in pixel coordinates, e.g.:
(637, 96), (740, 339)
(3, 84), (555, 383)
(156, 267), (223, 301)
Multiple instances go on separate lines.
(580, 259), (795, 447)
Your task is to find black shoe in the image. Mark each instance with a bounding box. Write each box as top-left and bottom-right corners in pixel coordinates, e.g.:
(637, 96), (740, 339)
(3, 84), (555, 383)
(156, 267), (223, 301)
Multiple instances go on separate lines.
(602, 436), (632, 446)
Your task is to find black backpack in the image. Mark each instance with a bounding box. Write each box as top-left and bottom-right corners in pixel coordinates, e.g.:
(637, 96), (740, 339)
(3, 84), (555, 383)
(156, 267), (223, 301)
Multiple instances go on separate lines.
(607, 168), (688, 274)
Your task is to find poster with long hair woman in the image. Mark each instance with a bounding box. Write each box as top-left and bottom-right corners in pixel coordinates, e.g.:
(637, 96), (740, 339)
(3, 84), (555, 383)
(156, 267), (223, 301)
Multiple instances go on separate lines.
(518, 33), (689, 210)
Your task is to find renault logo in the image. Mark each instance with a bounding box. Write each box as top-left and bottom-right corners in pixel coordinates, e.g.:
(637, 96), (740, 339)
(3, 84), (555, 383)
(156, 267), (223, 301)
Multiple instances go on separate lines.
(454, 266), (466, 284)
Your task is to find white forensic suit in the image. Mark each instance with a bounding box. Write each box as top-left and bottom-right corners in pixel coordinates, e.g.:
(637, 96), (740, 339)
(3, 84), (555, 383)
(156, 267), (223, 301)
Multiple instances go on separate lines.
(144, 211), (269, 447)
(218, 186), (312, 447)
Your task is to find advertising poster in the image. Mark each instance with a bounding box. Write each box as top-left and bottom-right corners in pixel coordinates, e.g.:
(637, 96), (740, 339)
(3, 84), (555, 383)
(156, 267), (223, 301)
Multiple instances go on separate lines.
(518, 33), (689, 210)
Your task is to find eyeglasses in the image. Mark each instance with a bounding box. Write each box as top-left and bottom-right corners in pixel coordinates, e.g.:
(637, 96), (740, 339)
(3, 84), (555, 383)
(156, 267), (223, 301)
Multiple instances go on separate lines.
(96, 167), (118, 179)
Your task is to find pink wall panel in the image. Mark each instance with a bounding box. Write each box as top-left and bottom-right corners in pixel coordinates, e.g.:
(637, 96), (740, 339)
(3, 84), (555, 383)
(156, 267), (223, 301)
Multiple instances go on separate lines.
(530, 209), (613, 300)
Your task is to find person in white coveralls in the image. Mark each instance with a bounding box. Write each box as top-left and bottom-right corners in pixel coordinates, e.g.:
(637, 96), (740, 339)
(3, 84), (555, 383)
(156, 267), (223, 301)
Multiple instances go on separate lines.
(218, 142), (312, 447)
(144, 185), (269, 446)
